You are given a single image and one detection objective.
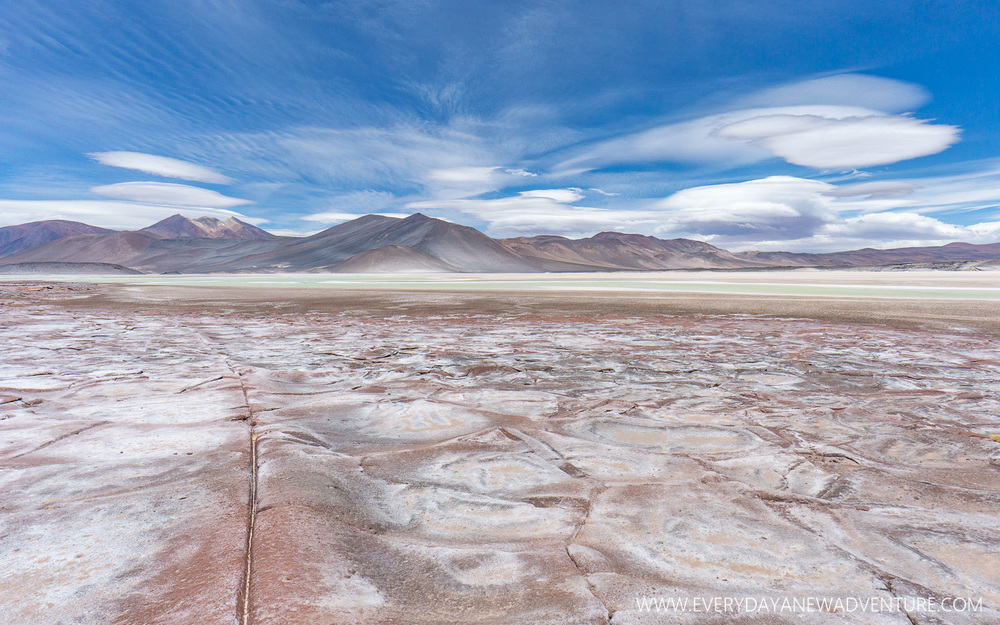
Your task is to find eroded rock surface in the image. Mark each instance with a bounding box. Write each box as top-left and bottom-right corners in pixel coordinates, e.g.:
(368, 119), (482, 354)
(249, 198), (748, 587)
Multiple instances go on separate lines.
(2, 288), (999, 624)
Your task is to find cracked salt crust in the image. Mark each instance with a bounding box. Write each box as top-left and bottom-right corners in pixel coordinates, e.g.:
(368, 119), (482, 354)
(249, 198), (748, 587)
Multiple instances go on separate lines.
(2, 287), (999, 624)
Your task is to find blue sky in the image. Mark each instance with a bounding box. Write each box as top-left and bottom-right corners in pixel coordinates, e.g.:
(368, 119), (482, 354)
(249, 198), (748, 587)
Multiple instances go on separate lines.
(0, 0), (998, 251)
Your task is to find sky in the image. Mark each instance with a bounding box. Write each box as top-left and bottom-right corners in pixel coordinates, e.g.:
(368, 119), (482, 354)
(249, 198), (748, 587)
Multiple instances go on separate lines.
(0, 0), (998, 251)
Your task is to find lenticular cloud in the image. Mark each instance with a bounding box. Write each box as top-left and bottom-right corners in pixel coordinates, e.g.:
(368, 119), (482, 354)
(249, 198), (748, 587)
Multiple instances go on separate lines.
(715, 113), (960, 169)
(89, 151), (235, 184)
(90, 182), (253, 208)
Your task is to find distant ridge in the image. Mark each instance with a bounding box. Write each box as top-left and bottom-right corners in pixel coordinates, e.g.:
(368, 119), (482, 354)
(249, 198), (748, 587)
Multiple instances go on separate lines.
(736, 241), (1000, 267)
(502, 231), (770, 270)
(3, 231), (163, 266)
(0, 261), (143, 275)
(142, 214), (274, 239)
(0, 220), (114, 258)
(1, 213), (999, 273)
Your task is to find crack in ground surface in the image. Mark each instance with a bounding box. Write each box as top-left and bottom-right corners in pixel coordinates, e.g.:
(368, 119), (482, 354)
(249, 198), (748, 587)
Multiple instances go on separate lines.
(565, 481), (612, 623)
(501, 428), (614, 621)
(195, 333), (260, 625)
(10, 420), (109, 459)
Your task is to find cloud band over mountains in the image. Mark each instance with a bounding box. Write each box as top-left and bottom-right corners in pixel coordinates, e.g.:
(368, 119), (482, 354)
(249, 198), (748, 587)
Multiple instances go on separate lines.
(88, 152), (235, 184)
(0, 0), (996, 257)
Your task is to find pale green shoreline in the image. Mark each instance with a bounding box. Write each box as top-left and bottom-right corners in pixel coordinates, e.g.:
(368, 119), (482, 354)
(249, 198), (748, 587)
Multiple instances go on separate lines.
(4, 271), (1000, 300)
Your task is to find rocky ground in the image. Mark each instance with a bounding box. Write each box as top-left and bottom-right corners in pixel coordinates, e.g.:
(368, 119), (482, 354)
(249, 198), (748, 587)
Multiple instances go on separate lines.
(1, 283), (999, 624)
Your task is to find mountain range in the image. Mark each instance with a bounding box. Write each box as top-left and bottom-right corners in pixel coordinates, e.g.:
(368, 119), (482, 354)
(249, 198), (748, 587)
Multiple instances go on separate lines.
(1, 213), (999, 274)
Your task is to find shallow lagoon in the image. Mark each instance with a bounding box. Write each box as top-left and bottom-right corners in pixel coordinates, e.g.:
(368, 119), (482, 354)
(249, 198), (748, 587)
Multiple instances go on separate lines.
(4, 270), (1000, 299)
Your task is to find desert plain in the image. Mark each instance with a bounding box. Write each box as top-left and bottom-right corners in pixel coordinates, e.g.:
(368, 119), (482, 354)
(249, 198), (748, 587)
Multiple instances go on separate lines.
(1, 271), (999, 624)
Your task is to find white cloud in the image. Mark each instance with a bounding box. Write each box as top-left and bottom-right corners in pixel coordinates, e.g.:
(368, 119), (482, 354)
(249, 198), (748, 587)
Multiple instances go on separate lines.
(735, 214), (1000, 254)
(90, 182), (253, 208)
(0, 200), (263, 230)
(556, 111), (771, 174)
(967, 221), (1000, 240)
(654, 176), (840, 238)
(426, 166), (500, 184)
(265, 228), (325, 237)
(424, 166), (545, 199)
(738, 74), (931, 113)
(651, 172), (1000, 250)
(556, 74), (959, 174)
(823, 180), (920, 199)
(823, 212), (966, 240)
(410, 167), (1000, 248)
(714, 113), (960, 169)
(425, 166), (505, 199)
(88, 151), (235, 184)
(411, 178), (868, 240)
(518, 188), (585, 203)
(559, 105), (960, 174)
(505, 168), (538, 177)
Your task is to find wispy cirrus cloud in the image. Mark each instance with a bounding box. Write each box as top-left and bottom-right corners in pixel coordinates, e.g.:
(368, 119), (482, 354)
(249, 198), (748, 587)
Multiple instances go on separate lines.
(302, 189), (408, 224)
(89, 151), (235, 184)
(0, 0), (995, 252)
(177, 117), (569, 207)
(424, 166), (541, 199)
(302, 211), (411, 224)
(196, 123), (502, 195)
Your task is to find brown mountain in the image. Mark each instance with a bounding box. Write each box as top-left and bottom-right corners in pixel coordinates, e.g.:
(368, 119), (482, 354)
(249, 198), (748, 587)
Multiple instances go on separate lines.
(5, 231), (292, 273)
(232, 213), (542, 272)
(502, 231), (770, 270)
(0, 220), (114, 258)
(2, 231), (163, 266)
(142, 214), (274, 239)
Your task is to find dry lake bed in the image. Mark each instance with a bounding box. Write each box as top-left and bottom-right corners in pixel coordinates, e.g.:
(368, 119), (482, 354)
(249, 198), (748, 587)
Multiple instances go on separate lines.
(2, 272), (999, 624)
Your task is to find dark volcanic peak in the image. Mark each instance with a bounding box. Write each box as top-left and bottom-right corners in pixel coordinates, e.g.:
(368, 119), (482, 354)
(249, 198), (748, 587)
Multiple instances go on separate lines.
(0, 220), (115, 258)
(142, 214), (274, 239)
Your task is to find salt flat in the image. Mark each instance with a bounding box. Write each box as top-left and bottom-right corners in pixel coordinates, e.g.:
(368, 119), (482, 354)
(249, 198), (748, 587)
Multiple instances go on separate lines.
(1, 281), (999, 624)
